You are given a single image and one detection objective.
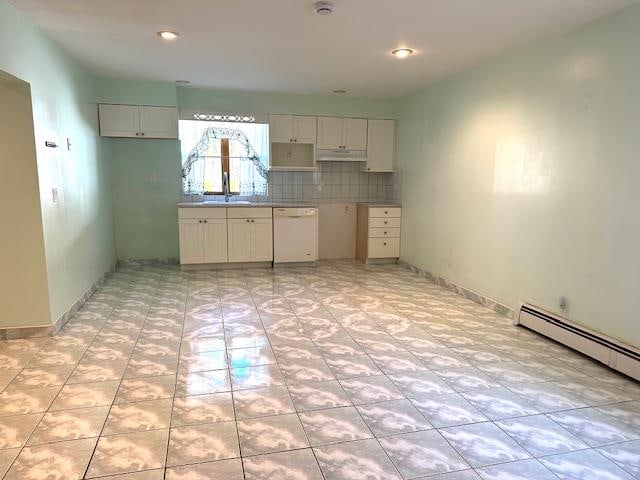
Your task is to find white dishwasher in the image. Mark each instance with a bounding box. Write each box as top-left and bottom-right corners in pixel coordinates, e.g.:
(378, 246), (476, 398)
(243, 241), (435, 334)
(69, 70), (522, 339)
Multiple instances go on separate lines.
(273, 207), (318, 263)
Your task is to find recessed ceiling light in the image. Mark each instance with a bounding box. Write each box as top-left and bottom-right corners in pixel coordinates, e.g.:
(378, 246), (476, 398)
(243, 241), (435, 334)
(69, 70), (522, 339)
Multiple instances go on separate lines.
(332, 89), (347, 94)
(391, 48), (414, 58)
(157, 30), (179, 41)
(175, 80), (191, 86)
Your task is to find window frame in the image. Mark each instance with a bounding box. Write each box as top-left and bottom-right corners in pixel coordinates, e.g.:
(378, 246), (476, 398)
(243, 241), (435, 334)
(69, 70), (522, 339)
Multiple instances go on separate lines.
(203, 138), (240, 195)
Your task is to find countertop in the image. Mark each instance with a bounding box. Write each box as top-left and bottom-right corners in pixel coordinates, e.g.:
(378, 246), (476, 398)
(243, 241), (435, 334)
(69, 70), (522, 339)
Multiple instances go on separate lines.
(178, 202), (318, 208)
(357, 202), (402, 208)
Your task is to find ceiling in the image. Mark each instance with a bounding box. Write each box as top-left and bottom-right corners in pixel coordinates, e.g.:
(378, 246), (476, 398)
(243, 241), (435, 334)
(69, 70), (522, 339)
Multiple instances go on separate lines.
(9, 0), (637, 97)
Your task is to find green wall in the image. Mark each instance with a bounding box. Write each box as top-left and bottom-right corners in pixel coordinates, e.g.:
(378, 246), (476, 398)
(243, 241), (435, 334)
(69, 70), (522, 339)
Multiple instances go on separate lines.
(178, 87), (398, 118)
(397, 4), (640, 347)
(0, 1), (115, 325)
(111, 139), (181, 260)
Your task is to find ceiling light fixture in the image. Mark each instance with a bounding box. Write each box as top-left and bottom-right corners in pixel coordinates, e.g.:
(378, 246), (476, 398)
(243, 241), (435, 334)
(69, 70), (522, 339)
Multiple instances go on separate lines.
(332, 89), (347, 94)
(391, 48), (414, 58)
(314, 1), (334, 15)
(157, 30), (179, 41)
(175, 80), (191, 86)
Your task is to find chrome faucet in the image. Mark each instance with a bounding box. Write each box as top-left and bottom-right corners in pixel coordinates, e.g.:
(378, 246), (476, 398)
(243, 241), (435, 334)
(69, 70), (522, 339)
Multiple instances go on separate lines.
(222, 171), (231, 202)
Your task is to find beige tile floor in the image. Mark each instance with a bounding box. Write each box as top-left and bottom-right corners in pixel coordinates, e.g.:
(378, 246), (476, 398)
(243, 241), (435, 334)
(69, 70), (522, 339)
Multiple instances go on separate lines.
(0, 260), (639, 479)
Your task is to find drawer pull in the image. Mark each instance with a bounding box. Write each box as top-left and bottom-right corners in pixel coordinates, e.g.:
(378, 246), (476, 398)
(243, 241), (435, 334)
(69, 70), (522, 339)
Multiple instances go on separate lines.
(203, 220), (207, 223)
(384, 210), (388, 214)
(384, 231), (387, 234)
(384, 221), (388, 224)
(383, 242), (387, 246)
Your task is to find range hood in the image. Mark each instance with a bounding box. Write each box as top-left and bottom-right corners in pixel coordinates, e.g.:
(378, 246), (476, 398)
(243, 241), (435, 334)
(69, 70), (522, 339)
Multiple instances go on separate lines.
(316, 148), (367, 162)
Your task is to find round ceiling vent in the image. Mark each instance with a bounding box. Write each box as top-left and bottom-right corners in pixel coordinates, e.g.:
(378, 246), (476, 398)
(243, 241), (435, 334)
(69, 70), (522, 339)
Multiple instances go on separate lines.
(314, 1), (334, 15)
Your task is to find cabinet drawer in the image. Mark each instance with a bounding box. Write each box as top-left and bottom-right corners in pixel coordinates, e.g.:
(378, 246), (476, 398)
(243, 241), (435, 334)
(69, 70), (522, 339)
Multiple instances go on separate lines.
(369, 207), (401, 218)
(369, 227), (400, 238)
(369, 217), (401, 228)
(178, 208), (226, 219)
(226, 207), (273, 219)
(368, 237), (400, 258)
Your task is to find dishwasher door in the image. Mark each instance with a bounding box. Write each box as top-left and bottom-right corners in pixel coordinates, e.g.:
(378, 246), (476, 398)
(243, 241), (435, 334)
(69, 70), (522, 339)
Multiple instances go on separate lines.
(273, 208), (318, 263)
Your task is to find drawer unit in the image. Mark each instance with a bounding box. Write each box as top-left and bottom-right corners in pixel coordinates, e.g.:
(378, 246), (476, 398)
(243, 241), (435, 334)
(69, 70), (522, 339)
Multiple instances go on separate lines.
(356, 204), (402, 263)
(226, 207), (273, 219)
(368, 227), (401, 238)
(368, 238), (400, 258)
(178, 207), (226, 219)
(369, 217), (401, 228)
(369, 207), (401, 218)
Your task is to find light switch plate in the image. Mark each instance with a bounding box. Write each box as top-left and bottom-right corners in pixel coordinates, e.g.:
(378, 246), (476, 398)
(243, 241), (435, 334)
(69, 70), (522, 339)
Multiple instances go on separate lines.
(52, 187), (60, 204)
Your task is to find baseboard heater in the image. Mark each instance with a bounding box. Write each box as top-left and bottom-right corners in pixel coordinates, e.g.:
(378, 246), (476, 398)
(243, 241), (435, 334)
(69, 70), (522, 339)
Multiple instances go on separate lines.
(515, 303), (640, 382)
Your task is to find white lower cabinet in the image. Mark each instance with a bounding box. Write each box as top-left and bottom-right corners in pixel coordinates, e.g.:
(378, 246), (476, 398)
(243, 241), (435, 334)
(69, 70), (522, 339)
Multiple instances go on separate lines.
(227, 219), (253, 262)
(179, 207), (273, 265)
(356, 205), (402, 262)
(179, 209), (228, 264)
(179, 219), (205, 264)
(203, 219), (228, 263)
(227, 209), (273, 262)
(251, 218), (274, 261)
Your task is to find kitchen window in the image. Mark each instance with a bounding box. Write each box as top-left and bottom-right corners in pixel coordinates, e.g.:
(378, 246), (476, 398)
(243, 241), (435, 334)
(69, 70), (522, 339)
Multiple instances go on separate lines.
(180, 119), (269, 196)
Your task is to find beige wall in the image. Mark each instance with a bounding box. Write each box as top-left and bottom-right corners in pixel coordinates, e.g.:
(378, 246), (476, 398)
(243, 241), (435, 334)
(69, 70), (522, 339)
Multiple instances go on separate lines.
(0, 71), (51, 328)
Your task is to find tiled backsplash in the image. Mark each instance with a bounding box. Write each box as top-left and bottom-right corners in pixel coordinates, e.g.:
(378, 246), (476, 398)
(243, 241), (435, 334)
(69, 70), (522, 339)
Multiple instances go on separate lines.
(181, 161), (403, 204)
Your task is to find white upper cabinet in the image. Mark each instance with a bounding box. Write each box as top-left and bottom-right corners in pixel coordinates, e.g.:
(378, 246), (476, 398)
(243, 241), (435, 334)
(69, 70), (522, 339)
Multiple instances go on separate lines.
(317, 117), (367, 150)
(316, 117), (343, 149)
(362, 119), (396, 172)
(343, 118), (368, 150)
(269, 115), (317, 144)
(98, 104), (140, 138)
(138, 106), (178, 139)
(99, 104), (178, 139)
(293, 116), (317, 144)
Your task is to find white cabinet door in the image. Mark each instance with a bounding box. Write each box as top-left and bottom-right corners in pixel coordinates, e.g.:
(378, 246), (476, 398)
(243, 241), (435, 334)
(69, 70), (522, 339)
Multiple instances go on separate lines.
(293, 116), (317, 144)
(317, 117), (343, 149)
(203, 219), (228, 263)
(269, 114), (294, 143)
(343, 118), (368, 150)
(99, 104), (140, 138)
(364, 119), (395, 172)
(138, 106), (178, 139)
(179, 219), (203, 264)
(251, 218), (273, 261)
(227, 219), (253, 262)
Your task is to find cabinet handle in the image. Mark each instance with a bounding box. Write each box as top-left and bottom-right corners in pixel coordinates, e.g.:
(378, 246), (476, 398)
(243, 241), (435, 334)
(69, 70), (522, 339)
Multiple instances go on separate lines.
(384, 211), (388, 214)
(384, 231), (387, 234)
(290, 138), (293, 142)
(203, 220), (207, 223)
(383, 242), (387, 246)
(294, 139), (298, 142)
(198, 220), (202, 223)
(246, 219), (250, 223)
(384, 221), (388, 224)
(251, 219), (255, 223)
(141, 132), (145, 136)
(135, 133), (139, 136)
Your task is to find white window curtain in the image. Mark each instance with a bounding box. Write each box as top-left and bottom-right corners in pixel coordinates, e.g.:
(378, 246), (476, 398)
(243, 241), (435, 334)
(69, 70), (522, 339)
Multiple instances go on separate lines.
(179, 120), (269, 196)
